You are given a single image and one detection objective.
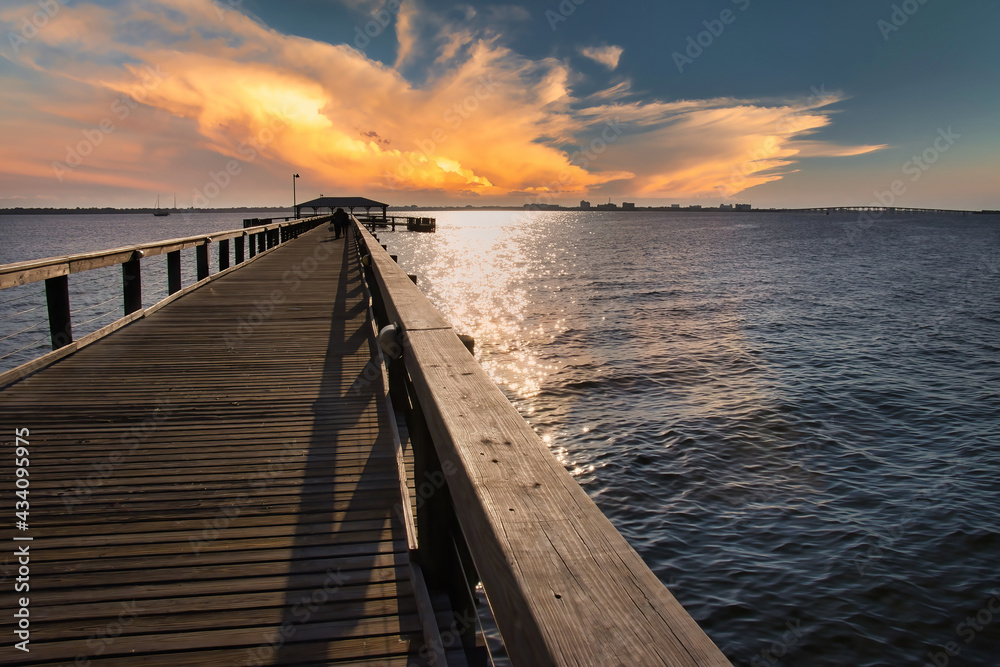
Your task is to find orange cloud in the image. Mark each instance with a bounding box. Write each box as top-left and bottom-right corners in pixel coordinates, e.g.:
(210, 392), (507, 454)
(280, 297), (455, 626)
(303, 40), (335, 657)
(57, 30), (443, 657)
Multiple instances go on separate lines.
(0, 0), (884, 204)
(578, 97), (885, 199)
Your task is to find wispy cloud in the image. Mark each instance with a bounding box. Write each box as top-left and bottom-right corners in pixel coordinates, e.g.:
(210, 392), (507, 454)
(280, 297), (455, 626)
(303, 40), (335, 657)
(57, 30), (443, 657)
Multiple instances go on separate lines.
(579, 44), (623, 70)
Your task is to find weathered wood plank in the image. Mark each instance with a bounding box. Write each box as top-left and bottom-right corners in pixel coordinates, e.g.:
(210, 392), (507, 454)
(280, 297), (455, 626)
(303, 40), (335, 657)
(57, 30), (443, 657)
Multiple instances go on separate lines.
(0, 224), (431, 666)
(16, 615), (423, 664)
(30, 597), (421, 640)
(19, 637), (425, 667)
(26, 581), (411, 624)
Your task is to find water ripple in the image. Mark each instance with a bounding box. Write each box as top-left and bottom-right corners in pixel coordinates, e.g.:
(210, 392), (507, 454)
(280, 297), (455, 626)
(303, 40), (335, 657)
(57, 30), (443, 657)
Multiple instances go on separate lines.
(382, 211), (1000, 665)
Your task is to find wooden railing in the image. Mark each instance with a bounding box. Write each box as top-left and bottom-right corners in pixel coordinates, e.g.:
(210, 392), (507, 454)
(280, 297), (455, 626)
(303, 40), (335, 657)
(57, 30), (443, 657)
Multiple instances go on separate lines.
(355, 213), (437, 232)
(0, 215), (330, 386)
(352, 218), (731, 665)
(242, 215), (300, 227)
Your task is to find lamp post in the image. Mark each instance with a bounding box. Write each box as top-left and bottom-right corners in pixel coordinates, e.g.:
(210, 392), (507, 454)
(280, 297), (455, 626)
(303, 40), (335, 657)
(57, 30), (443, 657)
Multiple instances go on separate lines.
(292, 173), (300, 218)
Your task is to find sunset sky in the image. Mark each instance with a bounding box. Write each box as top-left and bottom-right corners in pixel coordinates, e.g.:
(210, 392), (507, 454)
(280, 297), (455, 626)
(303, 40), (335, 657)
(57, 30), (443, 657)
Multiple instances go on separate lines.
(1, 0), (997, 209)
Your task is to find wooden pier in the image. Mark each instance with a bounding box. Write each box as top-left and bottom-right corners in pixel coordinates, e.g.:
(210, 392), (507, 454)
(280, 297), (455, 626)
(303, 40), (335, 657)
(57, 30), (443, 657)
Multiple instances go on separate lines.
(0, 215), (729, 665)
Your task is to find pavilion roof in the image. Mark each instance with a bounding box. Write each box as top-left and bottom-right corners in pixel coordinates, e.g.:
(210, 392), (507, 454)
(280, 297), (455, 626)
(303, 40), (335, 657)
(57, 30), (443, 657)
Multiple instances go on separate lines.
(297, 197), (388, 209)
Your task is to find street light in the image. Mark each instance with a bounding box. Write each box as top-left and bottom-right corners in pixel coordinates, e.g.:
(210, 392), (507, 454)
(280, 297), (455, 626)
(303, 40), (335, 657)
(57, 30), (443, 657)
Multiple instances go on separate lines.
(292, 173), (300, 218)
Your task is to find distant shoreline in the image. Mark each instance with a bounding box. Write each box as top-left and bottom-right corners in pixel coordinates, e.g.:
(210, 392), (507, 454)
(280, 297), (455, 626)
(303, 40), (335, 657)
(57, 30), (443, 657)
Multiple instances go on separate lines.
(1, 206), (997, 215)
(0, 207), (291, 216)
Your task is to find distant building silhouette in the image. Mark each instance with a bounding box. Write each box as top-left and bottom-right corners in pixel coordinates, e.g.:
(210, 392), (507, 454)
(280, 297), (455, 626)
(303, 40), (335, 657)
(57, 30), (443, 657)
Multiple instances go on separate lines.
(580, 200), (592, 209)
(622, 202), (636, 210)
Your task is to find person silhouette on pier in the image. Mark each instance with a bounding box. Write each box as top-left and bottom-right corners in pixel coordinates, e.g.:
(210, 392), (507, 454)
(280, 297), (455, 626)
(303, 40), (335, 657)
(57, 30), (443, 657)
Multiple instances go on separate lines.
(332, 207), (349, 239)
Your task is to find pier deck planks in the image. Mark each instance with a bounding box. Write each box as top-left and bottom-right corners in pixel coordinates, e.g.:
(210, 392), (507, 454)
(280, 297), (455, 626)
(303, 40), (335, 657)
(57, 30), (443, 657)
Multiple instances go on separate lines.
(0, 226), (428, 665)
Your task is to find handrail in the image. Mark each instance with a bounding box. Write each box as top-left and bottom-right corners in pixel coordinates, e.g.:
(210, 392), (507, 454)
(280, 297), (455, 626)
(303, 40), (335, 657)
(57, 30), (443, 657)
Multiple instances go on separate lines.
(355, 213), (436, 232)
(353, 218), (731, 665)
(0, 217), (309, 289)
(0, 215), (331, 387)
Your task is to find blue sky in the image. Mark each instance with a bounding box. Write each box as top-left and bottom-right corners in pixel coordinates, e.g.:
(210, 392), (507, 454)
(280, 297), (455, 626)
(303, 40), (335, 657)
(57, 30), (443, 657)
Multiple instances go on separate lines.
(0, 0), (996, 208)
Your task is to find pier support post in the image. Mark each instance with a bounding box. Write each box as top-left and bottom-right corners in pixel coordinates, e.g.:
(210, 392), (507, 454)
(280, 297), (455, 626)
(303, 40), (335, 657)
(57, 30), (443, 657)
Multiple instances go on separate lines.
(122, 253), (142, 315)
(219, 239), (230, 271)
(44, 275), (72, 349)
(167, 250), (181, 295)
(406, 391), (479, 654)
(236, 235), (245, 263)
(196, 243), (210, 281)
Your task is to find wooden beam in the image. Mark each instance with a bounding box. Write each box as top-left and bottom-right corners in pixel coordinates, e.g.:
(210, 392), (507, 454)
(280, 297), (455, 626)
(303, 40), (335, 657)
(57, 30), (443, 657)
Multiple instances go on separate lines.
(122, 254), (142, 316)
(44, 275), (72, 349)
(218, 239), (230, 271)
(167, 250), (181, 295)
(1, 262), (68, 289)
(196, 243), (210, 281)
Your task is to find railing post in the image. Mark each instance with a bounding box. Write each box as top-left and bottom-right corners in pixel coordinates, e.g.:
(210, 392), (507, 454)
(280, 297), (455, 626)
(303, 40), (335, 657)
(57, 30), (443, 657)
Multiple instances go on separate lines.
(406, 388), (480, 655)
(257, 232), (266, 254)
(196, 242), (210, 281)
(236, 235), (245, 263)
(219, 239), (230, 271)
(362, 255), (389, 330)
(248, 233), (257, 258)
(122, 251), (142, 315)
(167, 250), (181, 295)
(362, 236), (481, 658)
(44, 275), (72, 349)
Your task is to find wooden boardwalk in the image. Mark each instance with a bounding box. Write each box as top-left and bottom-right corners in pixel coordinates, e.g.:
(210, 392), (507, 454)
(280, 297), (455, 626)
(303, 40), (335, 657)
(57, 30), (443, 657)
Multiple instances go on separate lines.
(0, 226), (433, 665)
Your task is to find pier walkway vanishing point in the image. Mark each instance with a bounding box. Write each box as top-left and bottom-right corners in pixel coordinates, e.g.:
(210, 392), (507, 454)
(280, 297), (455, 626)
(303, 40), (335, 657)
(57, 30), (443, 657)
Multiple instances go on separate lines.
(0, 217), (731, 665)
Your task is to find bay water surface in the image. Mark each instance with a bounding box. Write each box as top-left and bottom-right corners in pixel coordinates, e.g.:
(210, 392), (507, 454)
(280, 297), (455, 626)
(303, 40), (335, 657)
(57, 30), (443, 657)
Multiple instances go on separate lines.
(1, 210), (998, 665)
(378, 210), (1000, 666)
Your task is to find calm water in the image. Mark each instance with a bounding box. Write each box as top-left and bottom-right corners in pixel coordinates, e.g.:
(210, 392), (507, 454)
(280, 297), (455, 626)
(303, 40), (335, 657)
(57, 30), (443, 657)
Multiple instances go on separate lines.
(377, 211), (1000, 666)
(2, 210), (998, 664)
